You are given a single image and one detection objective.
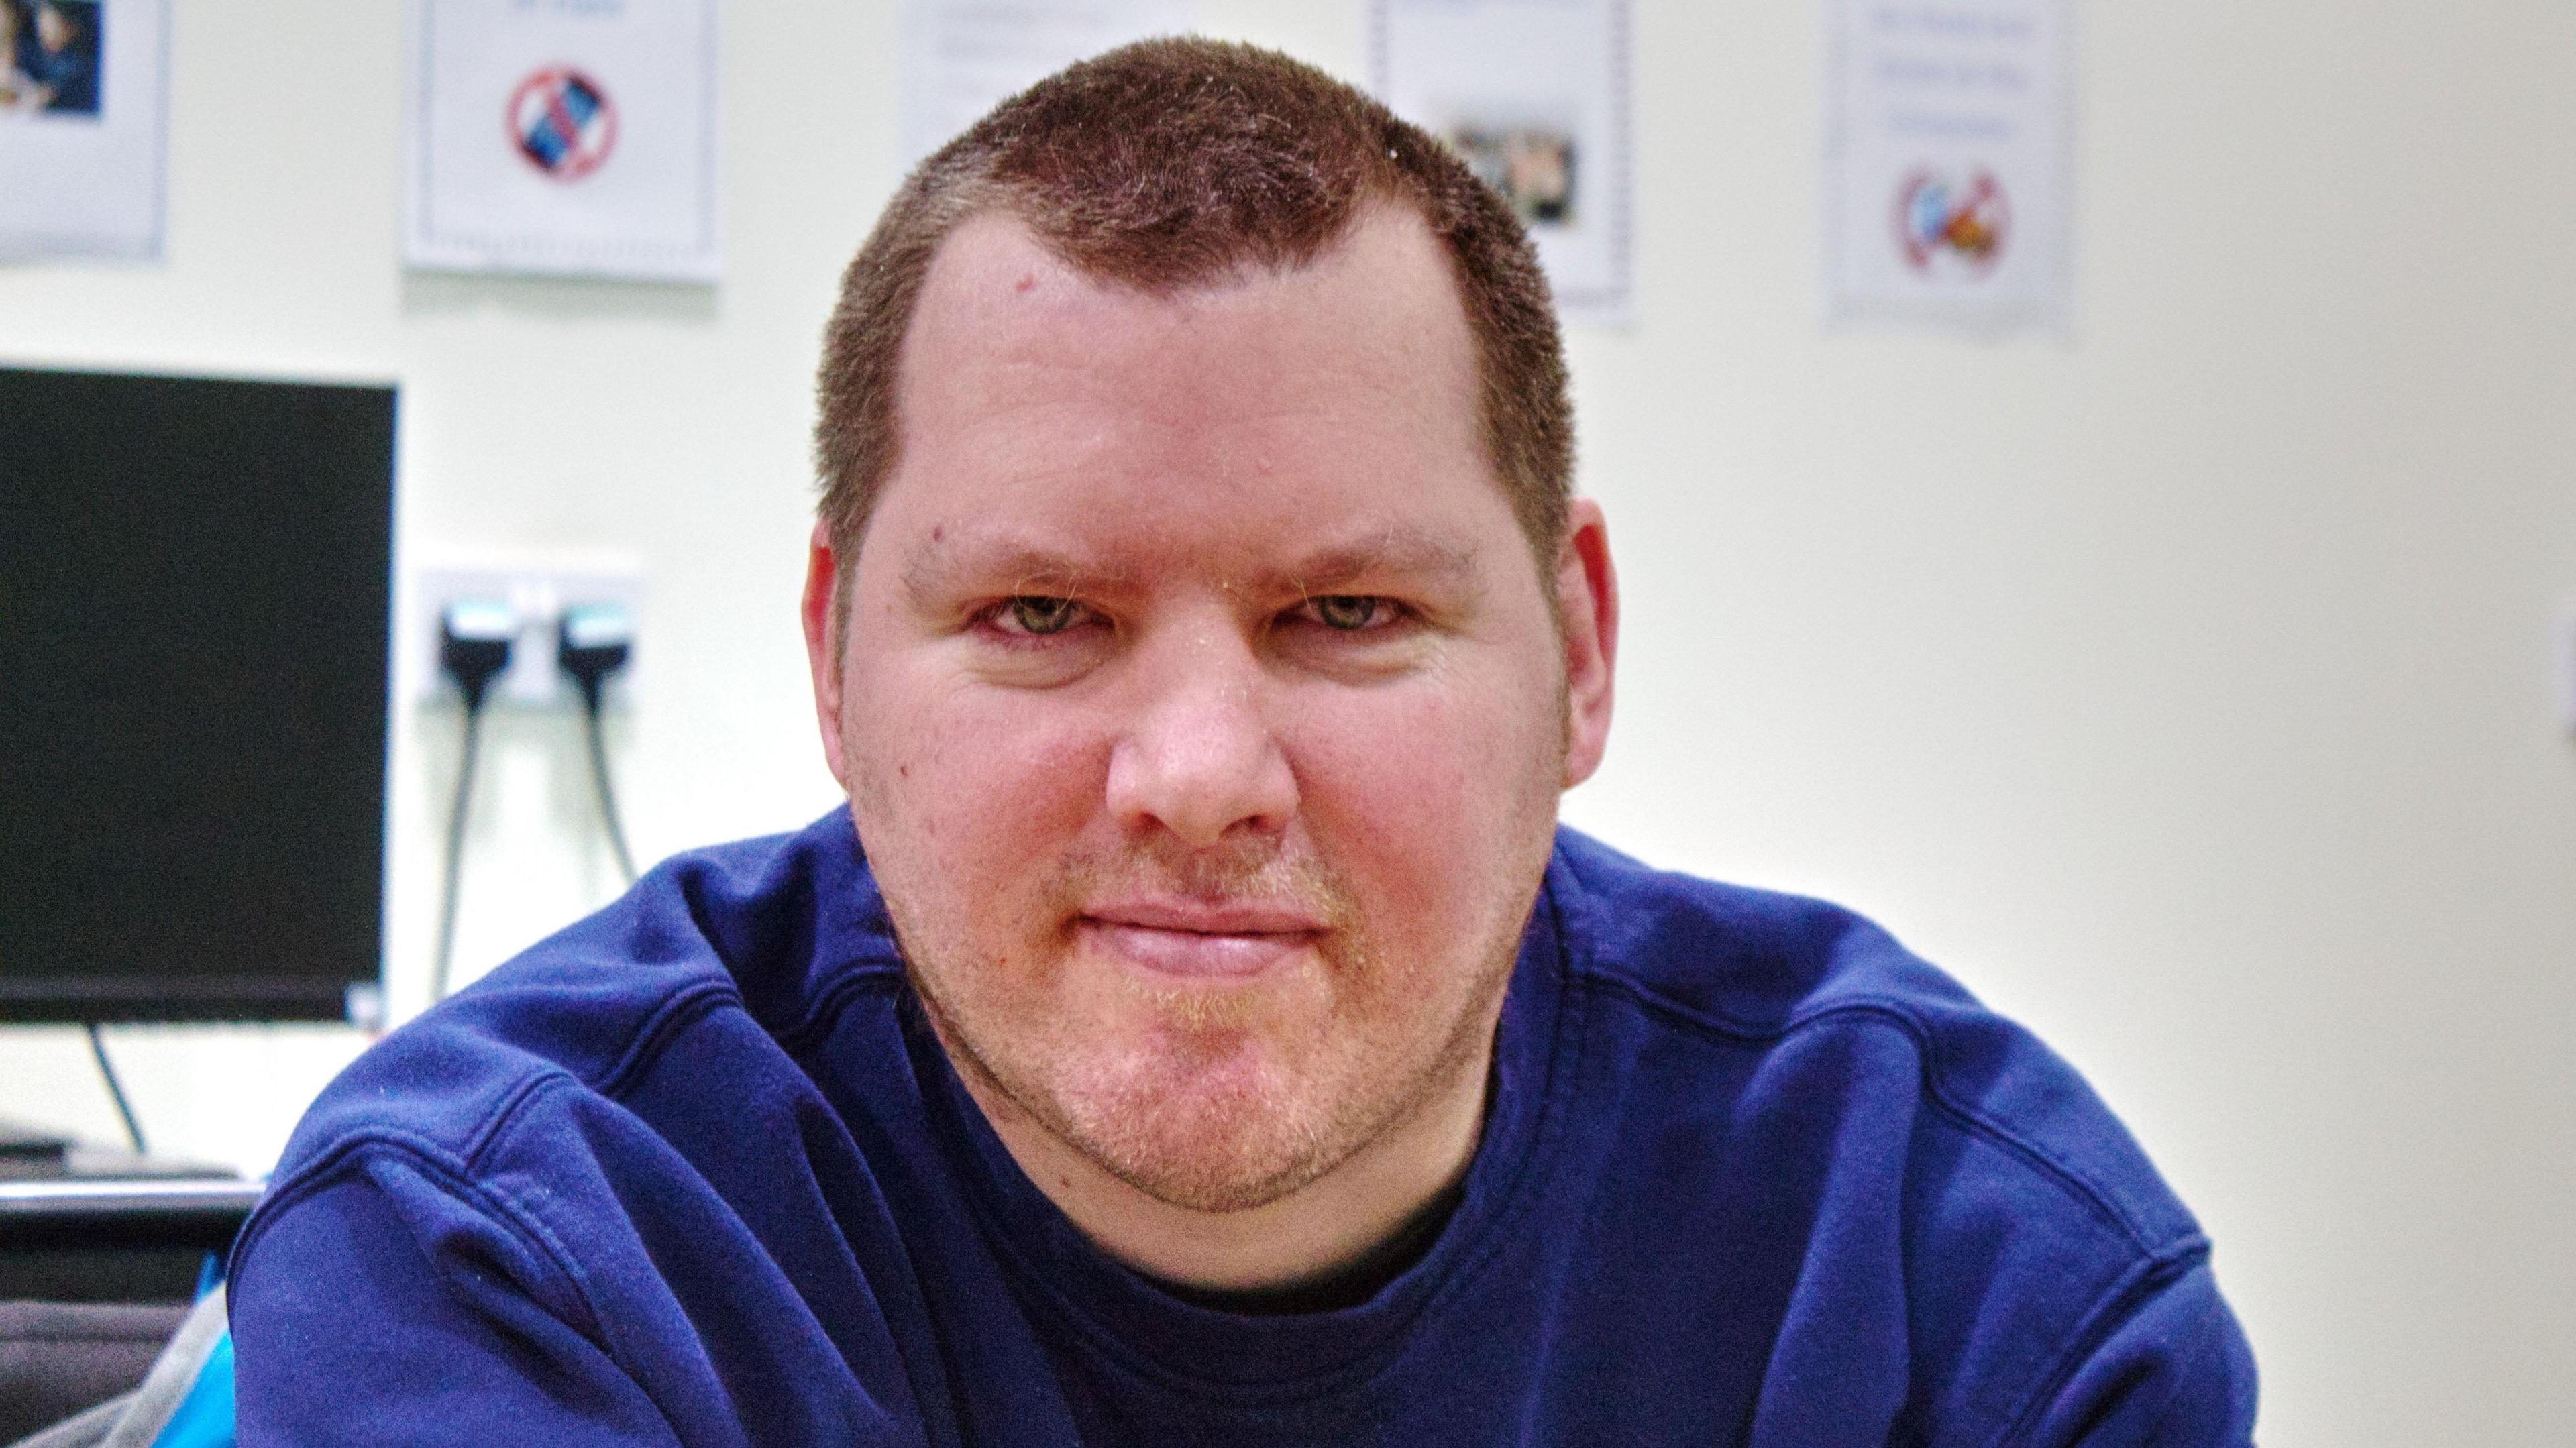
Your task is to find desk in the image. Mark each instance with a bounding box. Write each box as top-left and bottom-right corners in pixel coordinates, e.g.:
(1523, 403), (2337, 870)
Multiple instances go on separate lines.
(0, 1150), (260, 1303)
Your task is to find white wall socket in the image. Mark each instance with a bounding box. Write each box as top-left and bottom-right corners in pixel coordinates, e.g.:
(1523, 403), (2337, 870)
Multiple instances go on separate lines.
(405, 553), (643, 708)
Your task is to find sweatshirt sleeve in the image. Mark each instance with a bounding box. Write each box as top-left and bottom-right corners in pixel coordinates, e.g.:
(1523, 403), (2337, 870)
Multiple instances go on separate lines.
(2016, 1259), (2259, 1447)
(229, 1149), (688, 1448)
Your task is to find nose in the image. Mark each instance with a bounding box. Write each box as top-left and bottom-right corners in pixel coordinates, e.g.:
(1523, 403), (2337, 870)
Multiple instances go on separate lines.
(1104, 623), (1299, 848)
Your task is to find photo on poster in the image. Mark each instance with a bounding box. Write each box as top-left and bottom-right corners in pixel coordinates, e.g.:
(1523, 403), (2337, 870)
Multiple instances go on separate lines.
(2, 0), (102, 115)
(1444, 115), (1579, 227)
(405, 0), (720, 284)
(0, 0), (164, 261)
(1375, 0), (1631, 325)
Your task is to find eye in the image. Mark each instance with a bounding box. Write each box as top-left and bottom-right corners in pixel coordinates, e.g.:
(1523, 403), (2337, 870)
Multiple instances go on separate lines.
(1302, 595), (1394, 631)
(994, 595), (1085, 636)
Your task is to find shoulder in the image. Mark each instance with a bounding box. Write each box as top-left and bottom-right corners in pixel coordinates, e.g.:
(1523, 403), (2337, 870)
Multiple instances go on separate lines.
(1544, 825), (2202, 1258)
(258, 809), (900, 1211)
(1540, 829), (2253, 1436)
(227, 813), (932, 1436)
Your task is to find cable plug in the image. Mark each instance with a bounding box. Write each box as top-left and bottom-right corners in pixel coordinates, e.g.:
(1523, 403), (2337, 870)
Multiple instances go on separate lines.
(557, 601), (633, 713)
(441, 599), (517, 710)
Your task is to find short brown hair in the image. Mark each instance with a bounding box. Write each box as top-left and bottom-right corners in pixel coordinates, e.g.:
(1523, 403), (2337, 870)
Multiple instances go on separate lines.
(812, 38), (1573, 586)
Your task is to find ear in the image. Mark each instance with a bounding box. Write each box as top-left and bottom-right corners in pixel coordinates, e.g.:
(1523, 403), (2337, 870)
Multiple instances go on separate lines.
(1554, 498), (1617, 789)
(800, 519), (853, 789)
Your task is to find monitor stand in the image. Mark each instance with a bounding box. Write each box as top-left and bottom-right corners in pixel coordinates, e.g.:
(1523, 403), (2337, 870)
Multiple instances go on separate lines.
(0, 1117), (73, 1162)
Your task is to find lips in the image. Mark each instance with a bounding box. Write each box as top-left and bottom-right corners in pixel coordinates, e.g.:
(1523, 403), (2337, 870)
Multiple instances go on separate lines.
(1077, 898), (1325, 981)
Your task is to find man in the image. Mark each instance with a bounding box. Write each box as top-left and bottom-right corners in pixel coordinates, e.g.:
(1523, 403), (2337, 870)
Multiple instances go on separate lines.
(231, 39), (2257, 1445)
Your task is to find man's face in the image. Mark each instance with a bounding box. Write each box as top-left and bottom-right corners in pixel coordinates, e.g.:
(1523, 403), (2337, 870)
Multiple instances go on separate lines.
(34, 6), (68, 52)
(808, 207), (1609, 1213)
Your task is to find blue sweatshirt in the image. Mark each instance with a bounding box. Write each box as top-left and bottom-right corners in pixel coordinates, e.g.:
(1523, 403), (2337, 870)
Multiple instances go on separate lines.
(229, 814), (2257, 1445)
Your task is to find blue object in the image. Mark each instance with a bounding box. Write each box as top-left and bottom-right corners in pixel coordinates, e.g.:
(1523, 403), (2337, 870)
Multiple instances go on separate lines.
(142, 1256), (235, 1447)
(230, 812), (2257, 1444)
(191, 1251), (225, 1302)
(148, 1330), (233, 1448)
(518, 74), (602, 172)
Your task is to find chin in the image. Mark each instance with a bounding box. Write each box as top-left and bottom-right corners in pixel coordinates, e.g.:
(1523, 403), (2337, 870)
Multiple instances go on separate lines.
(1051, 1053), (1344, 1213)
(1028, 948), (1371, 1208)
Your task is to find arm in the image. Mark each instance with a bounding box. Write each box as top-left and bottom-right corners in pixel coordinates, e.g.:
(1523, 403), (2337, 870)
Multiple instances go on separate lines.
(229, 1154), (686, 1448)
(2016, 1260), (2259, 1447)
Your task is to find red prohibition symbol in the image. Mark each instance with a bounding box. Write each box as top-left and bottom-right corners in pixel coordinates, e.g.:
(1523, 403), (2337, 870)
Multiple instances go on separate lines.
(1894, 168), (2010, 274)
(508, 66), (619, 182)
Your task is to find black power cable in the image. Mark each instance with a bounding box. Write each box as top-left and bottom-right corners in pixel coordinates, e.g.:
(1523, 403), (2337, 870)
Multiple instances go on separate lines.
(431, 601), (515, 1003)
(580, 707), (637, 885)
(559, 604), (637, 886)
(430, 704), (486, 1003)
(85, 1023), (146, 1156)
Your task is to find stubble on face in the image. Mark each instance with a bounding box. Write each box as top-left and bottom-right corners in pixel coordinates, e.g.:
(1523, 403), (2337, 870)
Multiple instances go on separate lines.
(863, 765), (1538, 1214)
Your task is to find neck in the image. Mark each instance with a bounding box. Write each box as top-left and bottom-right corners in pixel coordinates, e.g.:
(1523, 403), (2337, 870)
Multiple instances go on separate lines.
(946, 1023), (1497, 1295)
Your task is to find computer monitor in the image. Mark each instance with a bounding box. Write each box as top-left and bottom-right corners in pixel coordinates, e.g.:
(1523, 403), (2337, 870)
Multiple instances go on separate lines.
(0, 367), (395, 1023)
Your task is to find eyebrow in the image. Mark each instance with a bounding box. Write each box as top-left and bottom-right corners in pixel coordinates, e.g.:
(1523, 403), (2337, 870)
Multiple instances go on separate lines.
(902, 538), (1124, 610)
(900, 523), (1483, 608)
(1254, 526), (1481, 598)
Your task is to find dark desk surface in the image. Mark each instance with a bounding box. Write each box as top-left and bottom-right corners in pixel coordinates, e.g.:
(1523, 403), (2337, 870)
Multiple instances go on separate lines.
(0, 1143), (260, 1303)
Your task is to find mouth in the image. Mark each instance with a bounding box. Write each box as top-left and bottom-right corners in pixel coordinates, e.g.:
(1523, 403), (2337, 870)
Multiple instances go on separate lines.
(1077, 899), (1326, 982)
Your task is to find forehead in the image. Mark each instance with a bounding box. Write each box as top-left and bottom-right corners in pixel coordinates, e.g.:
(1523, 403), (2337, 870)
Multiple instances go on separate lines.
(868, 205), (1504, 580)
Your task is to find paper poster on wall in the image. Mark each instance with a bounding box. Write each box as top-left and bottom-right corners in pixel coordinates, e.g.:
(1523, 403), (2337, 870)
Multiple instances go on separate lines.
(0, 0), (166, 262)
(1824, 0), (2072, 337)
(1375, 0), (1633, 326)
(899, 0), (1191, 166)
(405, 0), (720, 284)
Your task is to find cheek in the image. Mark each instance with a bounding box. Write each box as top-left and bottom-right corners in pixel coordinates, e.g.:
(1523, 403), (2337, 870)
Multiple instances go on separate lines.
(844, 659), (1108, 899)
(1283, 662), (1560, 926)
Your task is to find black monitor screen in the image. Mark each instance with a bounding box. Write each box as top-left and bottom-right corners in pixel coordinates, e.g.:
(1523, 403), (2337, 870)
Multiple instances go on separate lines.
(0, 368), (394, 1023)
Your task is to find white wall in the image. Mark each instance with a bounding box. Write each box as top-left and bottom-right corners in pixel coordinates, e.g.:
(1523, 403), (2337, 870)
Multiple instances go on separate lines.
(3, 1), (2570, 1441)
